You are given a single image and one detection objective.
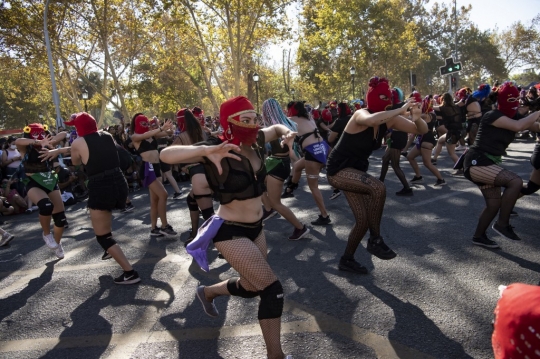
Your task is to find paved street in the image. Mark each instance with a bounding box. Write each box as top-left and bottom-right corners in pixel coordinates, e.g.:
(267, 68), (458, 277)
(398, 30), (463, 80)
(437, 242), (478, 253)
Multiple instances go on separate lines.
(0, 138), (539, 359)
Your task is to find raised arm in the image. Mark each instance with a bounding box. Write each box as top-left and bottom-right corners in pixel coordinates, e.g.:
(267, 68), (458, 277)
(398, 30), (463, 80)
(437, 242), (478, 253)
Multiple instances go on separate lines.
(261, 124), (296, 143)
(492, 111), (540, 132)
(386, 103), (429, 135)
(352, 99), (413, 127)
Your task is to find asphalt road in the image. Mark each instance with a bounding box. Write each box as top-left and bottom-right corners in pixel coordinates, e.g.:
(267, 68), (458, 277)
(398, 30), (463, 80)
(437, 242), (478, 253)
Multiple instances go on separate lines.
(0, 137), (539, 359)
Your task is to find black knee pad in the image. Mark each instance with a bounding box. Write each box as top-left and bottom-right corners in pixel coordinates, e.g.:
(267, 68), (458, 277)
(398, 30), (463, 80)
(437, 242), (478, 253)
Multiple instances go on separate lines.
(258, 280), (284, 320)
(186, 194), (198, 211)
(227, 278), (259, 298)
(37, 198), (54, 216)
(52, 211), (67, 228)
(96, 233), (117, 251)
(521, 180), (540, 195)
(193, 193), (213, 200)
(201, 207), (214, 220)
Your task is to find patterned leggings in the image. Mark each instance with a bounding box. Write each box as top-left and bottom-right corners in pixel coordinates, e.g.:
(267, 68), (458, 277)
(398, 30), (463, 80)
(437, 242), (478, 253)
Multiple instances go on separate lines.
(328, 168), (386, 257)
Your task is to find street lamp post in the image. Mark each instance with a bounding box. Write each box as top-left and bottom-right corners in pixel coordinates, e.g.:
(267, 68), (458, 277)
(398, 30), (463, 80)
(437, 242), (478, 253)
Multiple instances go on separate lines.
(82, 90), (89, 112)
(39, 113), (44, 124)
(350, 66), (356, 99)
(291, 88), (295, 101)
(253, 72), (260, 113)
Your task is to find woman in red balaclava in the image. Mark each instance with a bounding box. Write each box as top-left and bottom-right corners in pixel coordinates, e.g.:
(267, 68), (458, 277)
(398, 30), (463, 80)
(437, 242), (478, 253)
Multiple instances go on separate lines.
(326, 77), (428, 274)
(161, 96), (296, 359)
(457, 81), (540, 248)
(130, 114), (177, 237)
(405, 93), (446, 186)
(15, 124), (69, 259)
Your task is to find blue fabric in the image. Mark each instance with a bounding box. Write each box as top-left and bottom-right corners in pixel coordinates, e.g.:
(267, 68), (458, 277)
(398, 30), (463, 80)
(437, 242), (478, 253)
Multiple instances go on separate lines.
(303, 141), (330, 164)
(186, 215), (225, 272)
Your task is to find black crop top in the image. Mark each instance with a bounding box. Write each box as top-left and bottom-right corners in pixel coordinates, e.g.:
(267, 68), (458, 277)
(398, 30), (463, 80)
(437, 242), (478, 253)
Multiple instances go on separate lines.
(198, 131), (267, 205)
(137, 138), (158, 154)
(471, 110), (517, 156)
(327, 119), (387, 176)
(84, 132), (120, 176)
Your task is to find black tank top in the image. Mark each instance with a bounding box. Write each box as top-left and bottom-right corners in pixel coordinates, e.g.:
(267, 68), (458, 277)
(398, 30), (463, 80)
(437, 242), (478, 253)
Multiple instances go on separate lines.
(439, 105), (462, 131)
(84, 132), (120, 176)
(471, 110), (516, 156)
(23, 146), (52, 173)
(327, 111), (386, 175)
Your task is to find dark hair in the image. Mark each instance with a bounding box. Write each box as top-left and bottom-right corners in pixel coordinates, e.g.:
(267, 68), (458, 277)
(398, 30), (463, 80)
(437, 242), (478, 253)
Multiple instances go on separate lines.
(442, 93), (454, 107)
(337, 103), (349, 118)
(183, 109), (204, 143)
(286, 101), (309, 119)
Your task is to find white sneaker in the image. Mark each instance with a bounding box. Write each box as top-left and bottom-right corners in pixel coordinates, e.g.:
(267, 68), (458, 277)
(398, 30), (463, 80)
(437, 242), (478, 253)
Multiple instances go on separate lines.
(42, 233), (58, 249)
(0, 232), (15, 247)
(55, 242), (64, 259)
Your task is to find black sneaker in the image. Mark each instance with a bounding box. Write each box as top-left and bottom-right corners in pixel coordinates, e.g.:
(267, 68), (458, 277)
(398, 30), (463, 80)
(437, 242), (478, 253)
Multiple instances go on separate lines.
(452, 169), (464, 176)
(281, 188), (295, 198)
(472, 234), (499, 248)
(395, 188), (413, 196)
(262, 208), (278, 222)
(311, 215), (331, 225)
(366, 236), (397, 260)
(338, 257), (368, 274)
(172, 192), (182, 199)
(434, 178), (446, 186)
(288, 225), (310, 240)
(150, 228), (164, 237)
(329, 189), (342, 200)
(121, 203), (135, 213)
(114, 270), (141, 285)
(410, 175), (423, 183)
(160, 224), (177, 237)
(401, 151), (408, 158)
(102, 250), (112, 260)
(430, 158), (437, 165)
(492, 223), (521, 241)
(510, 210), (518, 217)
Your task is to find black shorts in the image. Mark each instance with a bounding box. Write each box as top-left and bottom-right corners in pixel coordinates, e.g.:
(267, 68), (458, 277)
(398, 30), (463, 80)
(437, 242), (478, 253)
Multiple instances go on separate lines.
(530, 142), (540, 170)
(267, 157), (291, 181)
(462, 148), (496, 186)
(87, 168), (128, 211)
(304, 151), (325, 165)
(446, 129), (462, 145)
(467, 118), (481, 132)
(420, 131), (437, 146)
(390, 131), (408, 150)
(213, 219), (263, 243)
(159, 160), (171, 173)
(187, 163), (206, 178)
(25, 176), (60, 194)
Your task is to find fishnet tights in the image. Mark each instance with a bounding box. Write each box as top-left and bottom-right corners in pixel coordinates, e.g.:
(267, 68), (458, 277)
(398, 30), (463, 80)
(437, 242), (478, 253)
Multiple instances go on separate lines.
(328, 168), (386, 257)
(379, 148), (410, 189)
(469, 166), (522, 237)
(206, 232), (284, 359)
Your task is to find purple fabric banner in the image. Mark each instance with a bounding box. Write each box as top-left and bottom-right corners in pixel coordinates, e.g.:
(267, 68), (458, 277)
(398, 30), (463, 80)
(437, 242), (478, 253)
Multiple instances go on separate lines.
(186, 215), (225, 272)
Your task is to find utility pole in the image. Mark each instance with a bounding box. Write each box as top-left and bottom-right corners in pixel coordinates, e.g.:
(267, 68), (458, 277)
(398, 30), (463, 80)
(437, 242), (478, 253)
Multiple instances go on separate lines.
(44, 0), (63, 130)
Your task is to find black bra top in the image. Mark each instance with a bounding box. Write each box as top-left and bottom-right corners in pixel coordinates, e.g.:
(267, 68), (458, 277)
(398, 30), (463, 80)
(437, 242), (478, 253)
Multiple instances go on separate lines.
(199, 132), (267, 205)
(137, 138), (158, 154)
(295, 129), (320, 149)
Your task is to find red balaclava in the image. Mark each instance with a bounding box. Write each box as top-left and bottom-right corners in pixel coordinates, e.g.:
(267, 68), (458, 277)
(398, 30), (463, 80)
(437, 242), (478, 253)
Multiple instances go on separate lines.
(321, 108), (332, 122)
(410, 91), (422, 104)
(354, 103), (362, 110)
(422, 96), (433, 114)
(219, 96), (259, 146)
(64, 112), (98, 137)
(366, 77), (392, 112)
(492, 283), (540, 359)
(133, 114), (151, 134)
(456, 87), (471, 101)
(192, 107), (205, 126)
(177, 108), (187, 132)
(497, 81), (520, 119)
(287, 104), (299, 118)
(23, 123), (48, 141)
(312, 108), (321, 120)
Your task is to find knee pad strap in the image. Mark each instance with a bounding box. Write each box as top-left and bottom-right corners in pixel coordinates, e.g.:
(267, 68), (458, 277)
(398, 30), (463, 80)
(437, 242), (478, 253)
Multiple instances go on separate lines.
(186, 194), (199, 211)
(258, 280), (284, 320)
(96, 233), (117, 251)
(201, 207), (215, 220)
(227, 278), (258, 298)
(37, 198), (54, 216)
(193, 193), (213, 199)
(52, 211), (66, 228)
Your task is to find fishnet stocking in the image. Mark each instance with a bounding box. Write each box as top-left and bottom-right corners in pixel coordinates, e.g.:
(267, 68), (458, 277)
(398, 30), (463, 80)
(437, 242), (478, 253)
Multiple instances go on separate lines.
(379, 148), (409, 189)
(328, 168), (386, 257)
(470, 166), (522, 236)
(207, 232), (284, 359)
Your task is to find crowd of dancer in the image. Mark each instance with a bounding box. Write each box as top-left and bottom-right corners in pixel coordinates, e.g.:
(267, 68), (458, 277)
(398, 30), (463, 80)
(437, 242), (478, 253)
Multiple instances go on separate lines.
(2, 76), (540, 359)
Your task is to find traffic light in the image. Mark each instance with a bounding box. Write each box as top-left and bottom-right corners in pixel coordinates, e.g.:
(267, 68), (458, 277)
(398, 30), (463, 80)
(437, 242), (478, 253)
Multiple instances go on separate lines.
(451, 76), (457, 89)
(440, 58), (463, 75)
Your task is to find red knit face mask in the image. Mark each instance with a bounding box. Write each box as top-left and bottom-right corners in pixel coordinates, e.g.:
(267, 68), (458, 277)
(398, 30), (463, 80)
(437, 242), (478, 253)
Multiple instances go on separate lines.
(134, 115), (150, 134)
(497, 82), (520, 119)
(225, 119), (260, 146)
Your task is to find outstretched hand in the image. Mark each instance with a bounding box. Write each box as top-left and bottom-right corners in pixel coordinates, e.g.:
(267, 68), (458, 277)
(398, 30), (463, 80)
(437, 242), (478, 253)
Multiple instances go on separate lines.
(205, 141), (241, 175)
(409, 102), (422, 120)
(161, 119), (174, 131)
(39, 135), (52, 149)
(39, 148), (60, 162)
(281, 131), (297, 148)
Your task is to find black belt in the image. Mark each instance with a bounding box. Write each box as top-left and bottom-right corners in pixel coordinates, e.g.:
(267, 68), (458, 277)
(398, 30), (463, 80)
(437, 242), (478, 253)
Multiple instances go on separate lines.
(88, 167), (122, 180)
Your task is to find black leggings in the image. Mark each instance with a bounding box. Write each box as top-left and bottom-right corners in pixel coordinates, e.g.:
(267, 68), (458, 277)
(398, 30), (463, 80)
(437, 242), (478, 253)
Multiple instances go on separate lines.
(379, 147), (409, 189)
(328, 168), (386, 257)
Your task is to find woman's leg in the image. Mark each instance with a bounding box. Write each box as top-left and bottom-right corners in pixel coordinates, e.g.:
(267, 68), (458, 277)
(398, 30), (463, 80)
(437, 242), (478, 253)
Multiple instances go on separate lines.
(204, 234), (285, 359)
(149, 178), (169, 227)
(48, 190), (66, 244)
(90, 208), (133, 271)
(163, 170), (182, 194)
(149, 185), (159, 229)
(266, 175), (303, 229)
(446, 143), (459, 163)
(304, 160), (328, 218)
(379, 148), (392, 182)
(387, 148), (410, 189)
(27, 188), (53, 236)
(433, 134), (446, 161)
(406, 146), (422, 177)
(420, 144), (443, 180)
